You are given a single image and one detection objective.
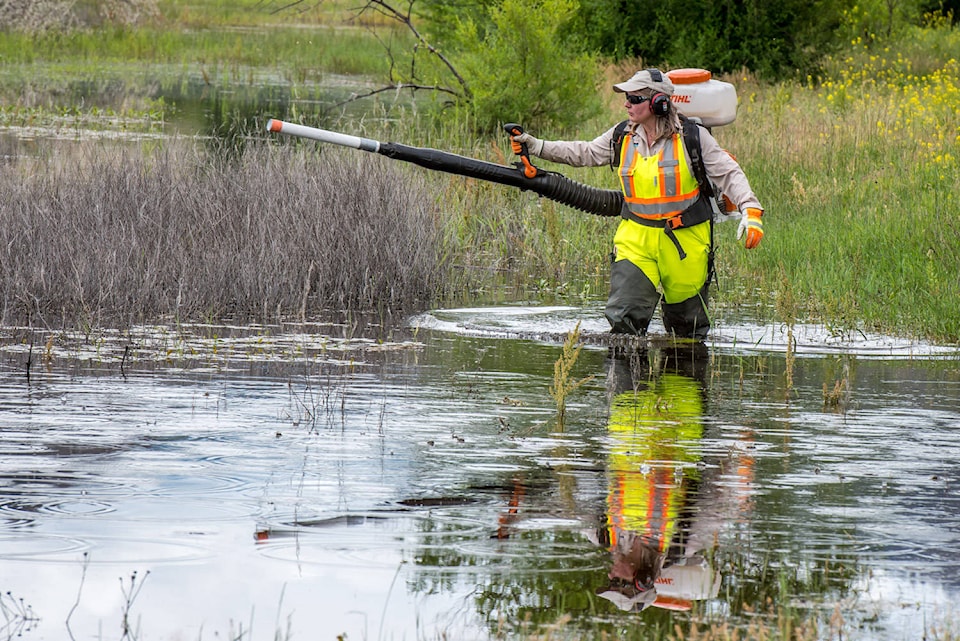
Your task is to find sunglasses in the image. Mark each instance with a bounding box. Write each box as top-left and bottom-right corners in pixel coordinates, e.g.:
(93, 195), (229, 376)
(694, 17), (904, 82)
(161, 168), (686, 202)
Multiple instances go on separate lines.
(625, 94), (652, 105)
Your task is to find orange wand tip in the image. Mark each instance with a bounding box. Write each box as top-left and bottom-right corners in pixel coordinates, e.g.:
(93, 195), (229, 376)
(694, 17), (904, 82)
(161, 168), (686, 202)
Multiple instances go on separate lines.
(267, 119), (283, 133)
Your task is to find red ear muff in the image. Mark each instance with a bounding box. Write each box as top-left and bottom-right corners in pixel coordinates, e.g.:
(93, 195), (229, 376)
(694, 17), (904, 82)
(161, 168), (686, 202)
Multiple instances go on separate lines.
(650, 92), (670, 117)
(634, 573), (656, 591)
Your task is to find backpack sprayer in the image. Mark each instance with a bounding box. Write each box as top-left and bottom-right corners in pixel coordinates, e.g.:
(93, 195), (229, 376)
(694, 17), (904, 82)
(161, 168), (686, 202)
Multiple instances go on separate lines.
(666, 69), (741, 219)
(265, 69), (736, 217)
(666, 68), (737, 127)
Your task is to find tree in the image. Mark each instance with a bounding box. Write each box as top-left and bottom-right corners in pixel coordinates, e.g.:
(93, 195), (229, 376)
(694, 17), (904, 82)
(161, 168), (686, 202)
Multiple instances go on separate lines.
(450, 0), (604, 133)
(571, 0), (847, 79)
(310, 0), (603, 134)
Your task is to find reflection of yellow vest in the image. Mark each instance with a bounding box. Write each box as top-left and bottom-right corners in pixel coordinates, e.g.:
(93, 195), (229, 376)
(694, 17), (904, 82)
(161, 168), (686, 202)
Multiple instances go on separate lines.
(618, 133), (702, 221)
(606, 374), (704, 550)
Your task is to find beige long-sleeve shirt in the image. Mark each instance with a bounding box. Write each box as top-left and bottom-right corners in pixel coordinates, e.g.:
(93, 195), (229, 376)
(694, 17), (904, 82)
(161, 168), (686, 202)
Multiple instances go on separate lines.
(536, 123), (763, 213)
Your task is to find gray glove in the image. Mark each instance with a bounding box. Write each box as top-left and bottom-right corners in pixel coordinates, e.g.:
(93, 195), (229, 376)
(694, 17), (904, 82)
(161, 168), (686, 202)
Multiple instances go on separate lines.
(511, 131), (544, 156)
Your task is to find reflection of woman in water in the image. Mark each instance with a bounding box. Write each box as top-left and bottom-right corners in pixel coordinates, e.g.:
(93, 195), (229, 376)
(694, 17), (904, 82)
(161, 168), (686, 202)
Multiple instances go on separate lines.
(593, 343), (724, 612)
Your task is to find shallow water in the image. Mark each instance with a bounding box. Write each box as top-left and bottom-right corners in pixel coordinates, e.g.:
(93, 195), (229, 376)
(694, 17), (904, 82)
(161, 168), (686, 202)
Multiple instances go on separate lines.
(0, 60), (395, 149)
(1, 306), (959, 640)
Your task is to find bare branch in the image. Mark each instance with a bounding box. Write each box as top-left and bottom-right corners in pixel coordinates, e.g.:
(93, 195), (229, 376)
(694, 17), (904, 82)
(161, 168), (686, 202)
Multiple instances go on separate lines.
(359, 0), (471, 99)
(328, 82), (460, 112)
(265, 0), (471, 105)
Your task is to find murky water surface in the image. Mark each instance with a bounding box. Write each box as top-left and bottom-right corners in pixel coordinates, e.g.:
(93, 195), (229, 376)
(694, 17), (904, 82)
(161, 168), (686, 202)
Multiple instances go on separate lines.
(0, 60), (394, 148)
(1, 306), (959, 640)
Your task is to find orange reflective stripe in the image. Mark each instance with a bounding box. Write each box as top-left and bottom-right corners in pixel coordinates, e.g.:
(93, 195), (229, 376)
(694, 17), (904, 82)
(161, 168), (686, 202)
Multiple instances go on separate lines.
(607, 465), (679, 551)
(619, 132), (701, 220)
(648, 468), (673, 553)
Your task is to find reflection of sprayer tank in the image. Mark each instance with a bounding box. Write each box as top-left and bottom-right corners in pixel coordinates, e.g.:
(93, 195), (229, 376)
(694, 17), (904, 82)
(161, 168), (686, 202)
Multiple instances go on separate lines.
(593, 344), (727, 612)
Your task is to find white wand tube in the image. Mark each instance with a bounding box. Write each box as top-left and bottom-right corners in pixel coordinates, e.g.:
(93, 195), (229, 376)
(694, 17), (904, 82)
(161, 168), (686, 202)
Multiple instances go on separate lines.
(266, 119), (381, 153)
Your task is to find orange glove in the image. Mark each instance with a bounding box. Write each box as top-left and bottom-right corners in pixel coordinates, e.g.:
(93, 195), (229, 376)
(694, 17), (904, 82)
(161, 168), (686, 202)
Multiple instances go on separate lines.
(736, 207), (764, 249)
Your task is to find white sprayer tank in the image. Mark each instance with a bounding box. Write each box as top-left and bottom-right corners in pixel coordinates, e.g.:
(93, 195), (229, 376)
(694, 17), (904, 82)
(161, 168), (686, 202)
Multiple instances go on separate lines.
(666, 68), (738, 127)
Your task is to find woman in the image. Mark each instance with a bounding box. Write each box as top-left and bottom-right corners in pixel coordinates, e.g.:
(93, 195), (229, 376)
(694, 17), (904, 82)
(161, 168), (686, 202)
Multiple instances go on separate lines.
(511, 68), (764, 339)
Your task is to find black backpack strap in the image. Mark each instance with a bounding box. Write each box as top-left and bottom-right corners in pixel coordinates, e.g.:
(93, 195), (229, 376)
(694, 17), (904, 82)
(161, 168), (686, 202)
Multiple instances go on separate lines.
(609, 119), (630, 171)
(679, 115), (719, 288)
(680, 115), (714, 199)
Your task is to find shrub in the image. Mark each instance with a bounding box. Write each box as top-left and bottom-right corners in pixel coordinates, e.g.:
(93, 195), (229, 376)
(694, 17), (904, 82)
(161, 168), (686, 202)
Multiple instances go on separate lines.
(447, 0), (604, 134)
(571, 0), (846, 79)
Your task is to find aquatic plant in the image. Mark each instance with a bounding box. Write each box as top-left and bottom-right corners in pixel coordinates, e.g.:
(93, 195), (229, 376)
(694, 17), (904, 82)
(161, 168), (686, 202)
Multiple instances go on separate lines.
(0, 591), (39, 638)
(822, 358), (852, 412)
(775, 267), (798, 395)
(549, 321), (594, 424)
(119, 570), (150, 640)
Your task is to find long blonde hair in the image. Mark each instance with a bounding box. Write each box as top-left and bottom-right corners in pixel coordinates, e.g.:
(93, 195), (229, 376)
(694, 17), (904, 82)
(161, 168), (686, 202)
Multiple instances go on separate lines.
(653, 104), (683, 143)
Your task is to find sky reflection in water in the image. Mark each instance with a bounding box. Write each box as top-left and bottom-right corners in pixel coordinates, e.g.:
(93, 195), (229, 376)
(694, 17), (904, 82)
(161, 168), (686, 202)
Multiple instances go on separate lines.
(1, 307), (959, 640)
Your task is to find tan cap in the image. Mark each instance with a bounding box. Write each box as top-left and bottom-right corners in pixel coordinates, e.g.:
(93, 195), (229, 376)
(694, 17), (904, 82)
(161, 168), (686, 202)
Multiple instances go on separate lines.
(613, 68), (675, 96)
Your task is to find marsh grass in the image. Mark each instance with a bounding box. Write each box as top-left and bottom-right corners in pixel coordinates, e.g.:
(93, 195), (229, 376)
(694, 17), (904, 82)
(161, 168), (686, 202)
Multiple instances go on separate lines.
(2, 3), (959, 342)
(0, 140), (444, 326)
(0, 0), (159, 32)
(713, 22), (960, 342)
(549, 321), (594, 425)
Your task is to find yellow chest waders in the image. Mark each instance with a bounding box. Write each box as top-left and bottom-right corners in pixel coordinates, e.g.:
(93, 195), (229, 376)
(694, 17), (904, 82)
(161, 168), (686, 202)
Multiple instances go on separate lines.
(604, 119), (717, 338)
(615, 133), (713, 304)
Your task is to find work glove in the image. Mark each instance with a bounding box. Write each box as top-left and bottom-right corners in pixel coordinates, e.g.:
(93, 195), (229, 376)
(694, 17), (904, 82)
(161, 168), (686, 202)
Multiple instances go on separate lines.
(736, 207), (764, 249)
(510, 131), (544, 156)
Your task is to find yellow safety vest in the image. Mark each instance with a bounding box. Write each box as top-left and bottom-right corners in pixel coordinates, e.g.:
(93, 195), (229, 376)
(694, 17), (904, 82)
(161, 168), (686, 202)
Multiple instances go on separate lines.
(618, 132), (703, 222)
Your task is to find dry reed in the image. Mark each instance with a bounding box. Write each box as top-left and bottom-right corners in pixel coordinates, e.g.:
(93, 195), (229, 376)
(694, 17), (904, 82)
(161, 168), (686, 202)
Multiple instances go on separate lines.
(0, 141), (444, 327)
(0, 0), (159, 31)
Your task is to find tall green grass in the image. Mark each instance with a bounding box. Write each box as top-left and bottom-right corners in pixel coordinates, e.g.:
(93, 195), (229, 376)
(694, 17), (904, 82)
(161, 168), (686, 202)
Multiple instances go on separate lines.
(0, 26), (399, 76)
(715, 17), (960, 343)
(431, 23), (960, 344)
(153, 0), (394, 29)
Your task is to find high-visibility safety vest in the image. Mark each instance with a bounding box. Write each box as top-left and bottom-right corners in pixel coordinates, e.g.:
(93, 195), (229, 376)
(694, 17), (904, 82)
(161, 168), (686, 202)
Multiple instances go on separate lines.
(604, 374), (704, 549)
(617, 132), (705, 223)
